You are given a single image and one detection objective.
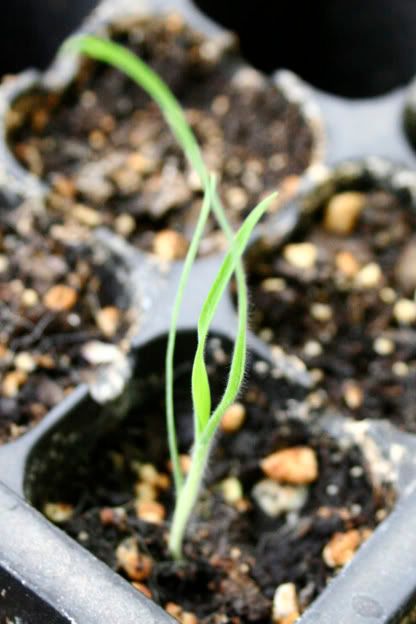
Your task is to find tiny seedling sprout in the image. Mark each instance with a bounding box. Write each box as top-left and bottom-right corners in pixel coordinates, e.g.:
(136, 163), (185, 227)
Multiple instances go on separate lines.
(65, 35), (276, 560)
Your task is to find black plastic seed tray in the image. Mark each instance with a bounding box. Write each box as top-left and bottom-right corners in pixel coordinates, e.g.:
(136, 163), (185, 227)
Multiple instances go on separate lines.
(1, 0), (416, 622)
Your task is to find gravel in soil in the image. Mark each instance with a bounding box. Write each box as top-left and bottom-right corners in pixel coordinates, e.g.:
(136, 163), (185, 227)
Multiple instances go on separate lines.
(245, 188), (416, 432)
(9, 14), (314, 258)
(0, 199), (135, 443)
(40, 337), (393, 623)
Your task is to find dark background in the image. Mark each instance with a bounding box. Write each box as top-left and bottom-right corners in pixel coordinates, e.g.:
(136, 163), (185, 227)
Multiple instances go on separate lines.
(0, 0), (97, 76)
(2, 0), (416, 97)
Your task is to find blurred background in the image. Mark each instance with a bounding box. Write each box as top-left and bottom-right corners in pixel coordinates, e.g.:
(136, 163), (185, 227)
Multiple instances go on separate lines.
(2, 0), (416, 98)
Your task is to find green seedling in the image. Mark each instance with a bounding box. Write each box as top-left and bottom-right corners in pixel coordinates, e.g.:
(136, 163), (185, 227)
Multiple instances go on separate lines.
(65, 35), (276, 559)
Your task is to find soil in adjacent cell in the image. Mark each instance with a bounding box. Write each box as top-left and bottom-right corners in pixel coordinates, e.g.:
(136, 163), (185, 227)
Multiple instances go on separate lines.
(0, 200), (134, 443)
(245, 188), (416, 432)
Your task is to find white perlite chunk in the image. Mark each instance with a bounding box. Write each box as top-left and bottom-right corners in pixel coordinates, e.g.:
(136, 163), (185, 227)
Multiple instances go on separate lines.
(252, 479), (308, 518)
(272, 583), (299, 623)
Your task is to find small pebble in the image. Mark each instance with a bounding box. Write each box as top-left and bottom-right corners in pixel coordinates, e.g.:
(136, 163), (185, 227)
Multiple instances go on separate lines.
(220, 477), (244, 504)
(254, 360), (269, 375)
(310, 368), (325, 385)
(116, 537), (153, 581)
(114, 213), (136, 237)
(394, 237), (416, 293)
(379, 287), (396, 304)
(283, 243), (317, 270)
(43, 502), (74, 524)
(99, 507), (127, 527)
(112, 167), (142, 195)
(153, 229), (189, 261)
(303, 340), (323, 358)
(394, 299), (416, 325)
(326, 484), (339, 496)
(135, 482), (157, 502)
(392, 361), (409, 377)
(135, 501), (166, 524)
(14, 352), (36, 373)
(261, 447), (318, 485)
(355, 263), (382, 289)
(167, 455), (192, 476)
(373, 336), (395, 356)
(165, 603), (199, 624)
(0, 255), (9, 273)
(324, 192), (365, 235)
(72, 203), (102, 227)
(252, 479), (308, 518)
(323, 529), (370, 568)
(220, 402), (246, 433)
(81, 341), (123, 365)
(180, 454), (192, 475)
(272, 583), (300, 624)
(310, 303), (332, 322)
(335, 251), (360, 277)
(343, 381), (364, 410)
(21, 288), (39, 307)
(2, 370), (27, 398)
(307, 390), (328, 409)
(350, 466), (364, 478)
(279, 175), (300, 202)
(137, 463), (160, 486)
(225, 186), (248, 211)
(261, 278), (287, 293)
(211, 94), (230, 116)
(52, 174), (76, 199)
(43, 284), (78, 312)
(89, 129), (106, 150)
(96, 306), (121, 338)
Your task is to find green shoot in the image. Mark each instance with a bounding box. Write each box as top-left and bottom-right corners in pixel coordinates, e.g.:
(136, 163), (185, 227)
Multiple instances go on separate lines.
(169, 190), (276, 558)
(64, 35), (276, 560)
(65, 35), (248, 497)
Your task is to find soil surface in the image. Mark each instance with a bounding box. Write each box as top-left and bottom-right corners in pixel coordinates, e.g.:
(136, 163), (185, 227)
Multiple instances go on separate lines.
(9, 14), (314, 258)
(246, 188), (416, 432)
(40, 337), (393, 623)
(0, 199), (134, 443)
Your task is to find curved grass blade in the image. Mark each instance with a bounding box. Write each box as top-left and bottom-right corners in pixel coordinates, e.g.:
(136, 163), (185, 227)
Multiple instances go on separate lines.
(65, 35), (249, 494)
(192, 192), (277, 434)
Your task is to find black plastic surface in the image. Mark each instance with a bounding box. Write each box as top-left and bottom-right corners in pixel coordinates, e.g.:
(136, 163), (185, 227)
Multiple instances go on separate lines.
(0, 567), (68, 624)
(0, 0), (98, 76)
(193, 0), (416, 98)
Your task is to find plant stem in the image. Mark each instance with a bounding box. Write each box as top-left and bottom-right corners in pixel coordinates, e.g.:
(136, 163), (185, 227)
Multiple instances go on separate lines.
(168, 440), (209, 560)
(165, 179), (214, 494)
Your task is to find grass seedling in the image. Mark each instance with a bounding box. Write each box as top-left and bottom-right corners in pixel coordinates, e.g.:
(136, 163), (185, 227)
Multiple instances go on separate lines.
(65, 35), (276, 559)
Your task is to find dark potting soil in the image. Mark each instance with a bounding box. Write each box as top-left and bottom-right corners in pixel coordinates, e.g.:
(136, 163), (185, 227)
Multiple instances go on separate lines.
(9, 14), (314, 258)
(245, 188), (416, 432)
(0, 200), (135, 443)
(41, 338), (393, 623)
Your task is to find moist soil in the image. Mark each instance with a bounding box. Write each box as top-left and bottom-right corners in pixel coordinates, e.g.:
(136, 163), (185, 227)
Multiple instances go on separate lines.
(41, 338), (393, 623)
(0, 200), (134, 443)
(9, 14), (314, 257)
(246, 188), (416, 432)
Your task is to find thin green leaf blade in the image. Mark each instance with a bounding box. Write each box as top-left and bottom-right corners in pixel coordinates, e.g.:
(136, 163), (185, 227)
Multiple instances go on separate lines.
(197, 192), (277, 343)
(192, 191), (277, 435)
(63, 35), (207, 180)
(192, 342), (211, 436)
